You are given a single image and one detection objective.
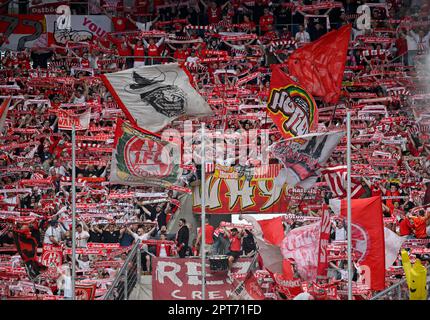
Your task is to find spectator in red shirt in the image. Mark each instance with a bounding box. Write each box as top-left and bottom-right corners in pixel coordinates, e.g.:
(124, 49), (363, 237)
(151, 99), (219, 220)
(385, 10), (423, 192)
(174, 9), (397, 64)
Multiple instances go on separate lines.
(201, 0), (228, 25)
(410, 210), (430, 239)
(395, 32), (408, 65)
(399, 215), (413, 237)
(259, 8), (274, 34)
(196, 219), (214, 256)
(224, 227), (243, 272)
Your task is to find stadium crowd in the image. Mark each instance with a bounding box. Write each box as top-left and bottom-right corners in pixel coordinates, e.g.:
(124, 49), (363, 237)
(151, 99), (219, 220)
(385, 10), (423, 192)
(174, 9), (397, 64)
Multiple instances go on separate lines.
(1, 0), (430, 300)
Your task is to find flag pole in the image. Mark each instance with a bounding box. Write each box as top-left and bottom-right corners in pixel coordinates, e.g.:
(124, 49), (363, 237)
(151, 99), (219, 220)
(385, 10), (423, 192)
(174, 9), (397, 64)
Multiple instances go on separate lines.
(200, 123), (206, 301)
(346, 111), (352, 300)
(71, 124), (77, 300)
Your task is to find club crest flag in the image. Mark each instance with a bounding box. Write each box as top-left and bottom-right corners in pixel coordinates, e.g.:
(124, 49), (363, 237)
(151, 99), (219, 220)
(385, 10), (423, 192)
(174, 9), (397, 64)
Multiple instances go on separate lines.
(271, 131), (344, 189)
(110, 119), (182, 187)
(101, 63), (213, 132)
(267, 65), (318, 139)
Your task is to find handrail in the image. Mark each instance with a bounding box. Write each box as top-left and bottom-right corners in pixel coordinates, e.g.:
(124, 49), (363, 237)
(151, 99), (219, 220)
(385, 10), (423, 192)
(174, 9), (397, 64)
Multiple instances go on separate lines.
(103, 240), (140, 300)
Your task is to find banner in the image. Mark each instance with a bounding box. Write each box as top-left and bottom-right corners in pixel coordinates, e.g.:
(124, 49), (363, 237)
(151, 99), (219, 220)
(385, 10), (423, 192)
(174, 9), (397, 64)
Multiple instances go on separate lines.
(267, 65), (318, 139)
(192, 174), (289, 214)
(110, 119), (182, 187)
(317, 206), (330, 277)
(0, 15), (46, 50)
(101, 63), (212, 132)
(29, 1), (69, 14)
(75, 283), (97, 300)
(40, 245), (63, 268)
(271, 131), (344, 189)
(152, 257), (252, 300)
(45, 15), (112, 46)
(58, 108), (91, 131)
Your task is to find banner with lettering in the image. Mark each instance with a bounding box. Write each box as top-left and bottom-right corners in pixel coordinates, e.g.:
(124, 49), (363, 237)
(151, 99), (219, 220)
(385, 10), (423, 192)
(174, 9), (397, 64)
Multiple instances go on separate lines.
(192, 173), (289, 214)
(152, 257), (252, 300)
(58, 108), (91, 131)
(45, 15), (112, 46)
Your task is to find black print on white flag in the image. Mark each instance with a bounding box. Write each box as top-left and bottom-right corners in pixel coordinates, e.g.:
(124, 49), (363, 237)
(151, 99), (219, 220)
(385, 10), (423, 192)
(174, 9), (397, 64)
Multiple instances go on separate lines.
(101, 63), (212, 132)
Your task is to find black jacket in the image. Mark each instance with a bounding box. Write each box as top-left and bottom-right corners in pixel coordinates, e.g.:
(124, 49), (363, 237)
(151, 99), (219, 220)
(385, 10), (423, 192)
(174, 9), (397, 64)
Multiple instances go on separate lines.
(176, 226), (189, 247)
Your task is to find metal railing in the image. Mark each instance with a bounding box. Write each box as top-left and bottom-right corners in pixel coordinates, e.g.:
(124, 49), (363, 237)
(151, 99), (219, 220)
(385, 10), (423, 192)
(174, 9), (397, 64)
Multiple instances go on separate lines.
(103, 240), (141, 300)
(371, 265), (430, 300)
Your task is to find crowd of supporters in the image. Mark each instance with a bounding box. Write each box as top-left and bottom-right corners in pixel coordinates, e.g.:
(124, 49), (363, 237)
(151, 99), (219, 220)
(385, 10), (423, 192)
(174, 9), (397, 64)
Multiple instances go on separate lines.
(1, 0), (430, 300)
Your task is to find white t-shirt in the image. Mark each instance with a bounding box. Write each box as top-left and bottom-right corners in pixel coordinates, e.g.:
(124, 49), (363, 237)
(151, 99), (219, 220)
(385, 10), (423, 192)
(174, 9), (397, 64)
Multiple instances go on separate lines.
(136, 21), (153, 31)
(76, 230), (90, 248)
(295, 31), (310, 44)
(77, 259), (90, 270)
(335, 226), (346, 241)
(63, 275), (72, 298)
(72, 95), (86, 104)
(186, 56), (200, 64)
(159, 244), (168, 257)
(43, 225), (65, 244)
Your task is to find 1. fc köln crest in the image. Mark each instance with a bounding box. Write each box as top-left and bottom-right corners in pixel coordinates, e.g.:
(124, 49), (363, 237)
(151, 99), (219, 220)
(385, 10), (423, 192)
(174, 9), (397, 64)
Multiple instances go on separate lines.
(110, 119), (182, 186)
(267, 65), (318, 139)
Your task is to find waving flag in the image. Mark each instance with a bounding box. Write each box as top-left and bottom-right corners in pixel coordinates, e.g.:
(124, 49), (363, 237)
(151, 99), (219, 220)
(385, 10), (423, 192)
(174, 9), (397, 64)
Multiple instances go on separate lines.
(271, 131), (344, 189)
(267, 65), (318, 139)
(322, 165), (365, 199)
(329, 196), (386, 290)
(13, 229), (47, 281)
(101, 63), (212, 132)
(258, 216), (285, 246)
(287, 25), (352, 104)
(0, 97), (12, 134)
(110, 119), (182, 187)
(280, 222), (320, 281)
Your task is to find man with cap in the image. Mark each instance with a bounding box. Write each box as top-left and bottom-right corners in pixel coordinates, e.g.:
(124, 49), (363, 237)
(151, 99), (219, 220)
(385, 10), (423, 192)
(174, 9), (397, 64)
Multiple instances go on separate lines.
(43, 218), (67, 245)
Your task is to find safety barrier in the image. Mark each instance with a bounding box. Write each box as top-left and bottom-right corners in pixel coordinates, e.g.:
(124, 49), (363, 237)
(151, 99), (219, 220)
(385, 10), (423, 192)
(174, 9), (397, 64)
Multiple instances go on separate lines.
(103, 240), (141, 300)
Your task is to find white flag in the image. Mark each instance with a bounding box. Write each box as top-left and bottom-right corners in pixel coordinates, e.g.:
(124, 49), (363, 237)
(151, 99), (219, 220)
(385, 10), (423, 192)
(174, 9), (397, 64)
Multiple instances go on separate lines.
(101, 63), (212, 132)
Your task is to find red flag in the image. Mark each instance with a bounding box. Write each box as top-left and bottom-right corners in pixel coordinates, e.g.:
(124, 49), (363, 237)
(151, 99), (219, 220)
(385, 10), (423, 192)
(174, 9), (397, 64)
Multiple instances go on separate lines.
(287, 25), (352, 104)
(339, 196), (386, 290)
(267, 65), (318, 139)
(257, 216), (285, 246)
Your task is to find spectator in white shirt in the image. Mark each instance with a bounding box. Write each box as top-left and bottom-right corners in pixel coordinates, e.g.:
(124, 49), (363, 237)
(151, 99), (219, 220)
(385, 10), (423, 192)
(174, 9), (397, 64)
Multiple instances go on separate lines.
(127, 14), (160, 31)
(128, 224), (156, 272)
(76, 254), (91, 270)
(405, 29), (419, 66)
(76, 224), (90, 248)
(295, 25), (311, 44)
(334, 220), (346, 241)
(43, 220), (67, 245)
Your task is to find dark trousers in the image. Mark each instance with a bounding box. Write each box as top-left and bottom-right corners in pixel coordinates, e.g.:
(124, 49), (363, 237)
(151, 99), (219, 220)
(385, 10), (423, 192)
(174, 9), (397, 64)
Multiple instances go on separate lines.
(178, 246), (188, 258)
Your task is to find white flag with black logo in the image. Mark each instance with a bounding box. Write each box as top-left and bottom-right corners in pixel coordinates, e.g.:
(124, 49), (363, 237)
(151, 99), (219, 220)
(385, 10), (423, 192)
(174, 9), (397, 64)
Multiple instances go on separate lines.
(271, 131), (344, 189)
(101, 63), (212, 132)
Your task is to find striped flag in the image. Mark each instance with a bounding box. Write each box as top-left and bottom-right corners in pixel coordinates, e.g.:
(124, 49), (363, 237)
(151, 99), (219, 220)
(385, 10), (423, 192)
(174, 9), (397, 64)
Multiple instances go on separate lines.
(0, 97), (11, 134)
(321, 165), (365, 199)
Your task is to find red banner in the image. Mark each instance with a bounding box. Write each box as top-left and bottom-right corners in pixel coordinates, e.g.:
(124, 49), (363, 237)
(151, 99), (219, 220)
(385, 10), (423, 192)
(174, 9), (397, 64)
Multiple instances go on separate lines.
(152, 257), (252, 300)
